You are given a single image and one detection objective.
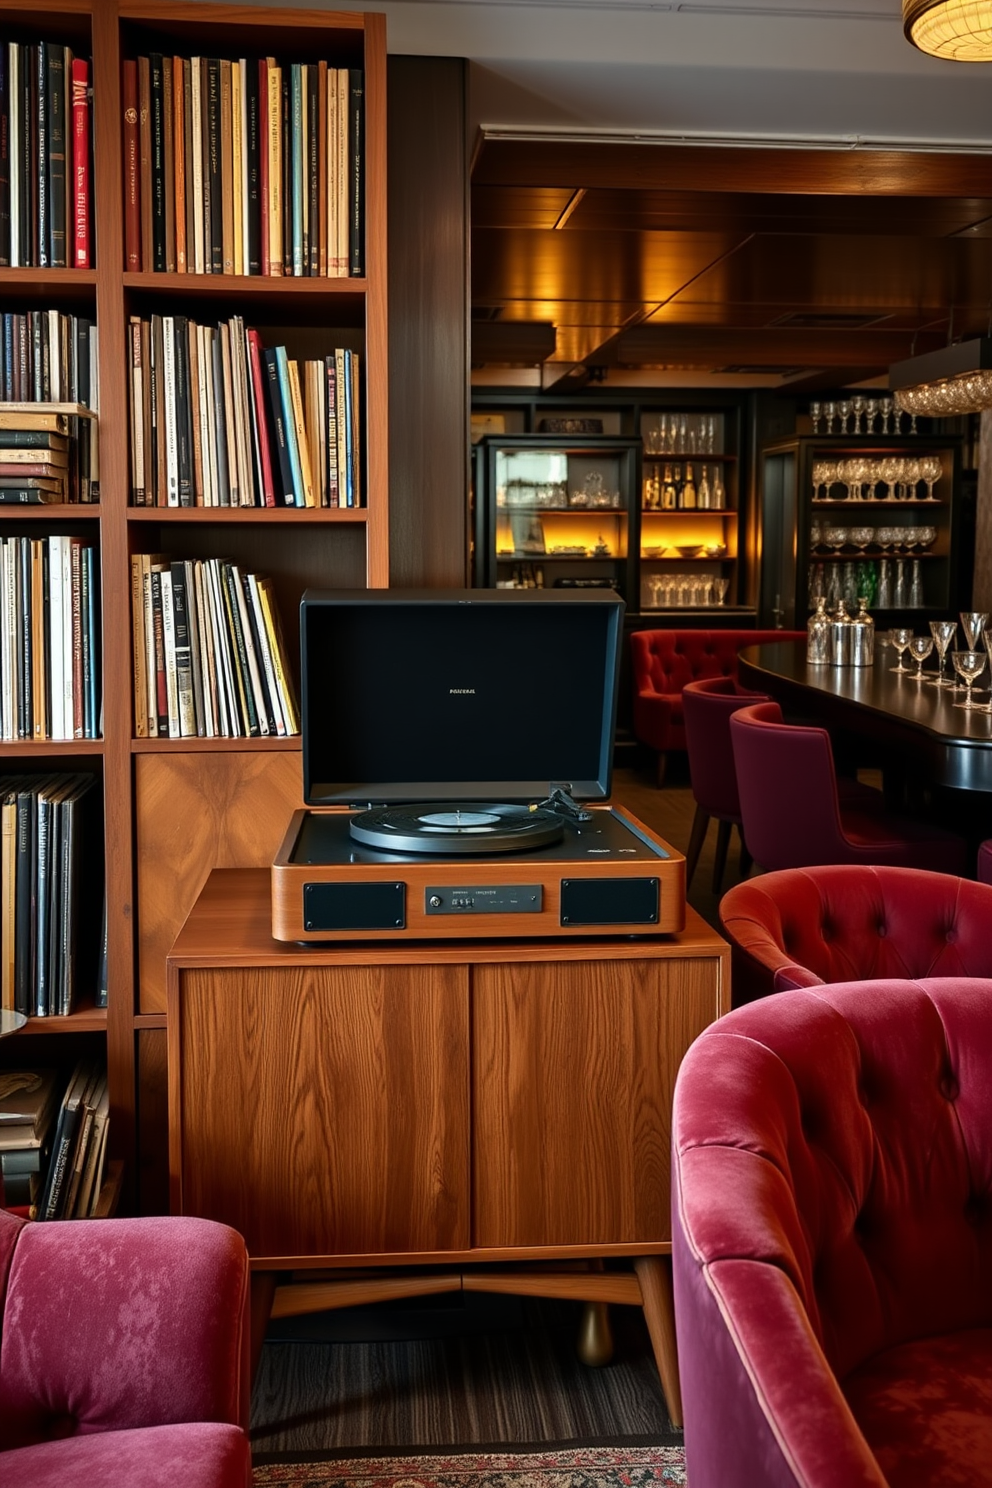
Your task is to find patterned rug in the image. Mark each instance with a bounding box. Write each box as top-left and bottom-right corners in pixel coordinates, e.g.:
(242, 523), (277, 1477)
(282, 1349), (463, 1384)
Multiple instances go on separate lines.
(252, 1445), (687, 1488)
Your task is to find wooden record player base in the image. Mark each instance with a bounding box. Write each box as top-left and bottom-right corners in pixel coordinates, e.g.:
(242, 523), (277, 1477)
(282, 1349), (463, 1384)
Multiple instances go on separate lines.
(168, 869), (730, 1435)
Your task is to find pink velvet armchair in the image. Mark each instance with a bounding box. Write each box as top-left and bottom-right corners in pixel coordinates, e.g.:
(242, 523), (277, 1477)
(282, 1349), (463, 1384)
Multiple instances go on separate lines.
(673, 975), (992, 1488)
(0, 1209), (252, 1487)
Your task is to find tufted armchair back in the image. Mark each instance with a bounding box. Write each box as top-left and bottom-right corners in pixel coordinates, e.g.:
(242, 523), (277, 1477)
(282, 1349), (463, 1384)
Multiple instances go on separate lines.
(672, 976), (992, 1488)
(630, 628), (800, 703)
(720, 865), (992, 997)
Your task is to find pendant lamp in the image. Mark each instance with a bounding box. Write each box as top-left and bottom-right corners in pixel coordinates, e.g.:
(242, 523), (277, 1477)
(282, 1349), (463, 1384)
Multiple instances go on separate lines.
(889, 339), (992, 416)
(904, 0), (992, 60)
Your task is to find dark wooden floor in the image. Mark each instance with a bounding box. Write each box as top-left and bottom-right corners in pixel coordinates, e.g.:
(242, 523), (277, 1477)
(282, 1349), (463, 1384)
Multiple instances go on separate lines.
(249, 757), (722, 1458)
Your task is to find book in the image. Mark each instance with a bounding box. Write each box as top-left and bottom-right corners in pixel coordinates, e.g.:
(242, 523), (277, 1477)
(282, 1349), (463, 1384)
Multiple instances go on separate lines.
(262, 347), (294, 504)
(148, 53), (166, 271)
(123, 61), (140, 270)
(70, 57), (89, 268)
(46, 43), (67, 269)
(38, 1058), (100, 1219)
(138, 54), (153, 271)
(131, 553), (148, 736)
(285, 357), (315, 507)
(1, 791), (15, 1008)
(245, 327), (276, 507)
(0, 49), (9, 268)
(170, 559), (196, 736)
(206, 57), (222, 273)
(220, 58), (234, 273)
(190, 56), (205, 274)
(172, 55), (186, 273)
(161, 51), (175, 272)
(0, 1066), (59, 1129)
(74, 1071), (108, 1216)
(274, 344), (305, 506)
(265, 59), (283, 275)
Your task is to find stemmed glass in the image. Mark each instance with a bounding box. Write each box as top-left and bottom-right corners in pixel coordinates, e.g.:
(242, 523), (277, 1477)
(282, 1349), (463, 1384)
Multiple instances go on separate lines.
(889, 626), (914, 673)
(812, 460), (833, 501)
(851, 395), (866, 435)
(901, 458), (921, 500)
(953, 650), (987, 710)
(961, 611), (988, 650)
(825, 402), (837, 434)
(928, 619), (958, 686)
(879, 457), (901, 502)
(865, 398), (879, 433)
(880, 396), (894, 434)
(810, 401), (822, 434)
(920, 454), (942, 501)
(838, 400), (852, 434)
(908, 634), (933, 680)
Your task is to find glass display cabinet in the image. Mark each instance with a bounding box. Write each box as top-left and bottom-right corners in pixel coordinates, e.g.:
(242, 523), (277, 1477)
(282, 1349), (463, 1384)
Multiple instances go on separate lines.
(759, 434), (963, 630)
(473, 435), (641, 602)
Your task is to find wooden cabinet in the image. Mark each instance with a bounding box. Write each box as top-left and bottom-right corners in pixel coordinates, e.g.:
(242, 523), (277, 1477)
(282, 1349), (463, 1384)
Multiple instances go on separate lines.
(0, 4), (388, 1206)
(168, 868), (730, 1422)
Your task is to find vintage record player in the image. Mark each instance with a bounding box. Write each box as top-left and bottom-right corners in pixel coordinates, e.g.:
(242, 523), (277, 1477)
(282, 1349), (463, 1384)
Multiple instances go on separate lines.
(271, 588), (685, 941)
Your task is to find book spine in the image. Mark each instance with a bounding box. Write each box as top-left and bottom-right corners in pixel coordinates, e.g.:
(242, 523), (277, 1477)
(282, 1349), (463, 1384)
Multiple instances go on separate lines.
(70, 539), (84, 738)
(7, 45), (17, 268)
(274, 346), (304, 506)
(161, 314), (179, 506)
(169, 559), (196, 736)
(219, 561), (257, 735)
(290, 64), (303, 277)
(22, 44), (34, 267)
(0, 48), (9, 267)
(325, 354), (339, 507)
(173, 315), (192, 506)
(263, 348), (293, 504)
(286, 357), (315, 507)
(206, 59), (222, 273)
(140, 554), (157, 737)
(183, 559), (205, 736)
(231, 60), (244, 276)
(307, 63), (319, 276)
(36, 43), (48, 267)
(30, 539), (44, 738)
(265, 61), (282, 276)
(138, 56), (153, 272)
(190, 58), (204, 274)
(246, 63), (261, 274)
(258, 59), (269, 275)
(46, 44), (66, 269)
(35, 790), (50, 1015)
(71, 58), (90, 269)
(17, 537), (31, 739)
(317, 60), (327, 277)
(129, 316), (145, 504)
(85, 543), (99, 737)
(183, 59), (194, 275)
(232, 564), (269, 734)
(149, 54), (166, 271)
(246, 571), (284, 735)
(246, 329), (276, 507)
(60, 536), (73, 736)
(281, 69), (291, 275)
(150, 566), (169, 735)
(256, 576), (299, 733)
(161, 53), (175, 272)
(220, 58), (234, 274)
(13, 787), (33, 1014)
(348, 70), (364, 276)
(172, 56), (186, 273)
(130, 553), (147, 738)
(79, 544), (92, 737)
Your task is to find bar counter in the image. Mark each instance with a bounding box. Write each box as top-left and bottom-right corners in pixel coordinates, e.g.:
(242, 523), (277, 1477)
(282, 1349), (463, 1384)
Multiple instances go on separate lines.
(738, 640), (992, 794)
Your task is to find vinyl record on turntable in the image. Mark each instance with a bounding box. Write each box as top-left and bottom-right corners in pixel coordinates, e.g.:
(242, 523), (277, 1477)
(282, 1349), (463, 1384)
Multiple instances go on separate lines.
(349, 802), (565, 855)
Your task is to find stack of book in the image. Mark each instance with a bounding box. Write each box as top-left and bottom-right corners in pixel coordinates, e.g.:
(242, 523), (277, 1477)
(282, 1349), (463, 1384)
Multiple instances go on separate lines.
(0, 402), (99, 505)
(0, 42), (92, 269)
(37, 1059), (109, 1220)
(0, 534), (101, 738)
(123, 53), (363, 277)
(131, 554), (300, 740)
(0, 1066), (60, 1211)
(0, 313), (99, 411)
(0, 773), (98, 1018)
(127, 314), (359, 508)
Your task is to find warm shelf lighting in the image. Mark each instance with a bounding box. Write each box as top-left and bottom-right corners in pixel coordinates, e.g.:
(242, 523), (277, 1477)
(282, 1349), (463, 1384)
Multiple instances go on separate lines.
(904, 0), (992, 59)
(889, 338), (992, 416)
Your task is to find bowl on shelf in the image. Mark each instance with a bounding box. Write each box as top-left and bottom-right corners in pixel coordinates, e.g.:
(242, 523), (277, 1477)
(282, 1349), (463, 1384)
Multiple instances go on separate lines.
(675, 543), (705, 558)
(702, 543), (727, 558)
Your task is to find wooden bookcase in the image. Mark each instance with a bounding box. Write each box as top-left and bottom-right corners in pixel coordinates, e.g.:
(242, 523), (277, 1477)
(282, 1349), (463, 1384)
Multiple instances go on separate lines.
(0, 1), (388, 1210)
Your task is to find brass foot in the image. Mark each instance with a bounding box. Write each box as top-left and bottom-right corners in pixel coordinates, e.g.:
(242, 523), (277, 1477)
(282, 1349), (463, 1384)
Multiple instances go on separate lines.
(576, 1300), (614, 1367)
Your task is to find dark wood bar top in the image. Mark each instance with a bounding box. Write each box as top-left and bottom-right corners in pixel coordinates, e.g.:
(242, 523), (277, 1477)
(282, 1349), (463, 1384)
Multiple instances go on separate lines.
(738, 640), (992, 793)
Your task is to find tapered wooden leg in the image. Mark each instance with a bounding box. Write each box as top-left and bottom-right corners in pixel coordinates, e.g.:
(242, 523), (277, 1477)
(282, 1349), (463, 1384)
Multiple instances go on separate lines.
(656, 752), (668, 788)
(576, 1300), (615, 1366)
(684, 805), (709, 890)
(634, 1256), (683, 1429)
(711, 819), (732, 895)
(738, 825), (753, 880)
(250, 1270), (278, 1386)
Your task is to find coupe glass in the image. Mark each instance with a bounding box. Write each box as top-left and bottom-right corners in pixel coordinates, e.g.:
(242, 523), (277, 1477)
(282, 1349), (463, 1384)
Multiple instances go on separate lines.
(908, 634), (933, 680)
(953, 649), (987, 710)
(889, 626), (914, 673)
(961, 611), (988, 650)
(928, 619), (958, 686)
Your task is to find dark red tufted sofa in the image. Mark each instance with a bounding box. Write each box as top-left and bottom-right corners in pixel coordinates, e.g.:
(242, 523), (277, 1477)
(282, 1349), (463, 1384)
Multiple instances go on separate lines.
(720, 864), (992, 1003)
(0, 1208), (251, 1487)
(629, 628), (804, 782)
(673, 976), (992, 1488)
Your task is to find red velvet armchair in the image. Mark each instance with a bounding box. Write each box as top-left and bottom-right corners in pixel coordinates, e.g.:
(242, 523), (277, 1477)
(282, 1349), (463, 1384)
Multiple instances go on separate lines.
(0, 1209), (252, 1487)
(673, 975), (992, 1488)
(629, 628), (803, 784)
(719, 864), (992, 1003)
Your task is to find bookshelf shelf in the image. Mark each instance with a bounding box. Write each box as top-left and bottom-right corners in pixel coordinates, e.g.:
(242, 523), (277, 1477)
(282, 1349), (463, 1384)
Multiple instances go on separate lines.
(0, 0), (388, 1217)
(126, 507), (368, 524)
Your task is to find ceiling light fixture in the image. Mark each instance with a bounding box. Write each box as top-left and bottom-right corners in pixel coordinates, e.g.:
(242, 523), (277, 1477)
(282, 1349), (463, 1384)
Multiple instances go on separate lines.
(904, 0), (992, 60)
(889, 339), (992, 416)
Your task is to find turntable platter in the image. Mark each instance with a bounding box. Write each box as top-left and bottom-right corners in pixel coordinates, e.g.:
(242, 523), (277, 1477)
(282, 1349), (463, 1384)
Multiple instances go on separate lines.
(349, 802), (565, 855)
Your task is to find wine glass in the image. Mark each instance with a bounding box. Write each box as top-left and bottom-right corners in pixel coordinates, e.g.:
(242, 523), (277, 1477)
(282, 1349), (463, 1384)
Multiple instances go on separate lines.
(961, 611), (988, 650)
(880, 396), (894, 435)
(879, 456), (901, 502)
(851, 395), (866, 435)
(810, 400), (822, 434)
(928, 619), (958, 686)
(837, 400), (852, 434)
(889, 626), (914, 673)
(825, 402), (837, 434)
(920, 454), (942, 501)
(812, 460), (833, 501)
(865, 398), (879, 433)
(953, 649), (987, 710)
(908, 634), (933, 680)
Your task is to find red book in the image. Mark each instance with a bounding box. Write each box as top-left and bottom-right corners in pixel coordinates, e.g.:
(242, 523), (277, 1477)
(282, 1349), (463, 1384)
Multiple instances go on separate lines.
(123, 60), (140, 271)
(258, 59), (269, 276)
(70, 538), (84, 738)
(71, 58), (90, 268)
(246, 328), (276, 507)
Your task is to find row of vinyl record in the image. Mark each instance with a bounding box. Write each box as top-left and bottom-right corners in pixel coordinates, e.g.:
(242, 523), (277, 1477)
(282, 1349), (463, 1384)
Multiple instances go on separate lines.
(0, 774), (101, 1020)
(0, 536), (101, 742)
(127, 313), (361, 509)
(131, 553), (300, 740)
(0, 313), (99, 413)
(0, 1064), (109, 1218)
(0, 43), (92, 270)
(123, 54), (363, 278)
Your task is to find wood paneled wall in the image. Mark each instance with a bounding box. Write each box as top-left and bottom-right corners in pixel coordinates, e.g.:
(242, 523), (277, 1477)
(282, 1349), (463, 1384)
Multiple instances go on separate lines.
(387, 56), (470, 587)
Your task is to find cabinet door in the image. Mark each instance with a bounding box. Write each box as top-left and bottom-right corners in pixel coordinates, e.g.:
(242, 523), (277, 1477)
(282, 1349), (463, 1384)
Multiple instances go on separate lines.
(472, 956), (722, 1250)
(174, 962), (470, 1259)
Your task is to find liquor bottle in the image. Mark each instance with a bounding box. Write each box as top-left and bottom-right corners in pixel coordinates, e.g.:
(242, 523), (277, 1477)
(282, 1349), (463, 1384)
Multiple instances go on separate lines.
(852, 596), (875, 666)
(698, 466), (711, 510)
(806, 595), (830, 664)
(661, 463), (677, 510)
(909, 558), (924, 608)
(711, 467), (726, 510)
(671, 464), (683, 509)
(877, 558), (892, 609)
(682, 464), (698, 510)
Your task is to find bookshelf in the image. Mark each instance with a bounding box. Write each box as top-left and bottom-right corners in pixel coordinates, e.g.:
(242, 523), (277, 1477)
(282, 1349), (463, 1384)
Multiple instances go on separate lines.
(0, 2), (388, 1212)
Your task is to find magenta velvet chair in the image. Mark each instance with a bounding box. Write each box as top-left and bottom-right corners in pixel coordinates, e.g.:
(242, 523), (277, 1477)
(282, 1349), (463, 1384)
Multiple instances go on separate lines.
(0, 1209), (252, 1488)
(729, 700), (967, 875)
(720, 864), (992, 1002)
(673, 975), (992, 1488)
(682, 675), (769, 893)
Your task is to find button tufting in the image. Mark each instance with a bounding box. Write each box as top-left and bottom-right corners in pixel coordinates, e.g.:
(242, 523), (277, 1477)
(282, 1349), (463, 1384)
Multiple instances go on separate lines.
(939, 1072), (960, 1102)
(877, 922), (887, 938)
(946, 928), (958, 944)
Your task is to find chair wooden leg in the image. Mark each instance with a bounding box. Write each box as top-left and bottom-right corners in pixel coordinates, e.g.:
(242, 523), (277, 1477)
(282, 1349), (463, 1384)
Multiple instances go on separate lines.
(656, 752), (668, 788)
(685, 804), (709, 890)
(712, 819), (732, 895)
(738, 825), (753, 880)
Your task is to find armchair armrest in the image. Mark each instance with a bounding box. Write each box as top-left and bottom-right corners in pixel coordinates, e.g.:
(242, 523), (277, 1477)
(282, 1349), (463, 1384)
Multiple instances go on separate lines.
(0, 1216), (250, 1453)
